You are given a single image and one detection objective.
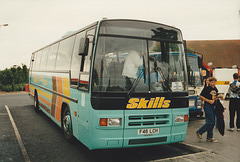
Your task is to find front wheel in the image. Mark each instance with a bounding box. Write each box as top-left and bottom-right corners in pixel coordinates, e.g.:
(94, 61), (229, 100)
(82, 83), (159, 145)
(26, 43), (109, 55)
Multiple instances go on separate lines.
(62, 107), (74, 142)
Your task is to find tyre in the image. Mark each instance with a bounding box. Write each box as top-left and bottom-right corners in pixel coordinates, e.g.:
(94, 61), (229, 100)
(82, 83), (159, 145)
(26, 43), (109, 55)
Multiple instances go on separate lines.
(34, 93), (40, 113)
(62, 107), (74, 142)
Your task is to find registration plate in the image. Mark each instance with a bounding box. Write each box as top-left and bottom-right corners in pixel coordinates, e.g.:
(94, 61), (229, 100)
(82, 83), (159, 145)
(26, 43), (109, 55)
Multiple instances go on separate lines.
(189, 100), (195, 107)
(138, 128), (159, 135)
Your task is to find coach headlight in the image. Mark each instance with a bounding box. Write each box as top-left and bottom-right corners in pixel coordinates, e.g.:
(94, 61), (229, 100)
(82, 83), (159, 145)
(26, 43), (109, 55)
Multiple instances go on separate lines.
(175, 115), (188, 123)
(189, 99), (195, 107)
(197, 98), (203, 109)
(100, 118), (122, 127)
(188, 90), (195, 95)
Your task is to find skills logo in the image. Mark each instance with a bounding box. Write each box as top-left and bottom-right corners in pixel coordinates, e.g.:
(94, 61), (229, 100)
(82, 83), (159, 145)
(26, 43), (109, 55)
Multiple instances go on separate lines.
(126, 97), (171, 109)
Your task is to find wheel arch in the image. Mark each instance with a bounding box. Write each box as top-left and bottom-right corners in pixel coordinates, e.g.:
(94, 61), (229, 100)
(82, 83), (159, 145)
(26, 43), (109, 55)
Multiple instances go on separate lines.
(61, 101), (75, 142)
(61, 101), (71, 128)
(34, 89), (38, 97)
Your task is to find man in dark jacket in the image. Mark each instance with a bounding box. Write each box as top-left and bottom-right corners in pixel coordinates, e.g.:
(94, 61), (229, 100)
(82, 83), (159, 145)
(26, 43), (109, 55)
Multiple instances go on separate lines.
(228, 73), (240, 131)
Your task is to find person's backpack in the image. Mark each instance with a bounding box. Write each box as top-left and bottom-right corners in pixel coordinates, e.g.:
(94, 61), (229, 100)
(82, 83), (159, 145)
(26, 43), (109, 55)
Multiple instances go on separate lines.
(229, 82), (240, 97)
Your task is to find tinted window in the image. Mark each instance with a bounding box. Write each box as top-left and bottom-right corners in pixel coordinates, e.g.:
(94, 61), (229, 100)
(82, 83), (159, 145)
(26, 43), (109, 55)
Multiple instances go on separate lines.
(46, 43), (59, 71)
(55, 36), (75, 71)
(99, 20), (181, 41)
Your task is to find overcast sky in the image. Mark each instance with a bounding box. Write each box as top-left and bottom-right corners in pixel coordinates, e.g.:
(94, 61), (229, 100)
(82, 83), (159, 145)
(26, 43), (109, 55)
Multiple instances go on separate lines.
(0, 0), (239, 70)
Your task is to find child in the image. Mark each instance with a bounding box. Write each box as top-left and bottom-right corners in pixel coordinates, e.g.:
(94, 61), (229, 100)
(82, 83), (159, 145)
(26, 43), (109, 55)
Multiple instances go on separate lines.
(196, 77), (219, 142)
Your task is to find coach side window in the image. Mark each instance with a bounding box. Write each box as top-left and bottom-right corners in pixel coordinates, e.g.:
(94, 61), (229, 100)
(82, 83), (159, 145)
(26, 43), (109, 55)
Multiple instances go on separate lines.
(46, 43), (59, 71)
(30, 53), (35, 71)
(34, 51), (43, 70)
(55, 36), (75, 71)
(39, 47), (50, 70)
(70, 32), (85, 86)
(32, 53), (37, 71)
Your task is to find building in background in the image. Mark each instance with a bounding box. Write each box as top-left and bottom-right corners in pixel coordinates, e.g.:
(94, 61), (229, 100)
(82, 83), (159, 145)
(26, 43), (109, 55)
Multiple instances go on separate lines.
(187, 40), (240, 68)
(187, 40), (240, 98)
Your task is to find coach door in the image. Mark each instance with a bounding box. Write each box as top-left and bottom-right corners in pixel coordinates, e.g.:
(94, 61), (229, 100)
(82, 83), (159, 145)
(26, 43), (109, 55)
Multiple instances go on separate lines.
(70, 27), (96, 145)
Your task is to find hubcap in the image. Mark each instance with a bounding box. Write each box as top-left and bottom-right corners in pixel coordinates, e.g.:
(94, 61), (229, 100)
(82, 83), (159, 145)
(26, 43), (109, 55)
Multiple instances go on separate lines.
(63, 114), (72, 134)
(34, 97), (37, 107)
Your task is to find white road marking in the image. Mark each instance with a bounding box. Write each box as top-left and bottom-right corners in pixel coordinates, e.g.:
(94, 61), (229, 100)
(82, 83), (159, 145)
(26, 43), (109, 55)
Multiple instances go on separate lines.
(154, 142), (212, 162)
(5, 105), (31, 162)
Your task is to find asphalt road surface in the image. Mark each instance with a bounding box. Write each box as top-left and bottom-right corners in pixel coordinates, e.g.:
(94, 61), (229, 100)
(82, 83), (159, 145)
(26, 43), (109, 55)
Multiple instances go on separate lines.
(0, 93), (237, 162)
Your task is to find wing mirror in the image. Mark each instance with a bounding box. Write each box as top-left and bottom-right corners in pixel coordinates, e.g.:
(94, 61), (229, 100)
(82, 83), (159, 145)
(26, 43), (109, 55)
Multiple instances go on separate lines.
(79, 37), (89, 56)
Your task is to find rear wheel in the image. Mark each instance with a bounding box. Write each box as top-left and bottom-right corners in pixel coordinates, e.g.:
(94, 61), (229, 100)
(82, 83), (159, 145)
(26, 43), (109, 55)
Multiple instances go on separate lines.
(62, 107), (74, 142)
(34, 93), (40, 113)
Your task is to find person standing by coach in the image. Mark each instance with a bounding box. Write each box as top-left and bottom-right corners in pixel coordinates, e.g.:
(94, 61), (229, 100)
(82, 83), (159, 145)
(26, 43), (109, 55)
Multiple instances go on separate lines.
(228, 73), (240, 131)
(196, 77), (219, 143)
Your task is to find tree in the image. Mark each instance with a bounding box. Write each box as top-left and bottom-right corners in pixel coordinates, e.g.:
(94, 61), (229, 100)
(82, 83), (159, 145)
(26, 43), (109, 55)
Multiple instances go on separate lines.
(0, 64), (29, 91)
(22, 64), (29, 83)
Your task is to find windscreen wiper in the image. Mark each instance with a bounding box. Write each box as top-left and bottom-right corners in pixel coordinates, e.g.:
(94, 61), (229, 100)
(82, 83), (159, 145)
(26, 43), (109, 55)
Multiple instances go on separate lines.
(126, 55), (146, 97)
(126, 68), (144, 97)
(191, 71), (196, 88)
(155, 67), (172, 93)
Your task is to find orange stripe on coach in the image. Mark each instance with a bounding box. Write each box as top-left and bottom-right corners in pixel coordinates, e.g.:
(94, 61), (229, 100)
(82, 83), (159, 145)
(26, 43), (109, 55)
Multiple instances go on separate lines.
(38, 95), (51, 108)
(63, 77), (70, 104)
(56, 77), (63, 122)
(51, 76), (57, 117)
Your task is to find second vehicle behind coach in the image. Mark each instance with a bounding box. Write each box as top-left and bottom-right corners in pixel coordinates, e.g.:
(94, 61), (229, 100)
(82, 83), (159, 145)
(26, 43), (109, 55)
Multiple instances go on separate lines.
(186, 52), (204, 117)
(29, 19), (189, 150)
